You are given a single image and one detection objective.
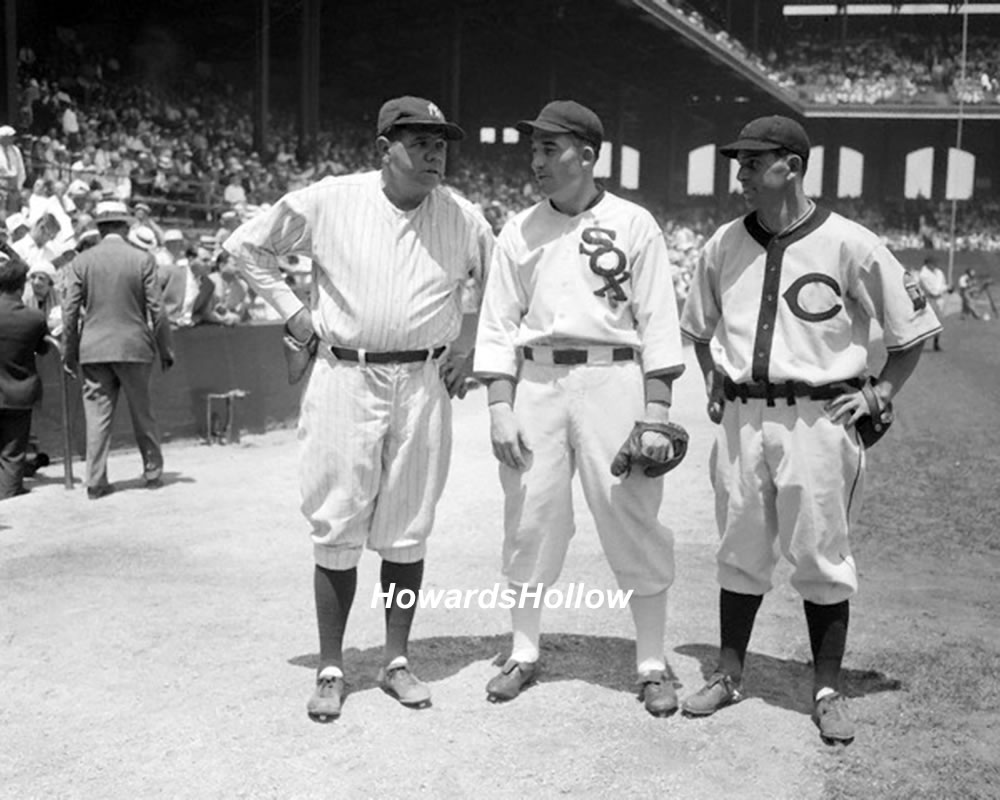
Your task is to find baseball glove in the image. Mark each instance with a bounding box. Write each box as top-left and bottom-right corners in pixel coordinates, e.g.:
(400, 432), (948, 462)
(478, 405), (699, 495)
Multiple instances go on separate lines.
(610, 421), (689, 478)
(282, 326), (319, 386)
(855, 378), (894, 448)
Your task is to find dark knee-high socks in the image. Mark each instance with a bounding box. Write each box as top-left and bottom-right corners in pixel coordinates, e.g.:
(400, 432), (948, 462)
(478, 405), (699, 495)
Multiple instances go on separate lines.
(314, 564), (357, 673)
(381, 559), (424, 665)
(804, 599), (849, 696)
(718, 589), (764, 682)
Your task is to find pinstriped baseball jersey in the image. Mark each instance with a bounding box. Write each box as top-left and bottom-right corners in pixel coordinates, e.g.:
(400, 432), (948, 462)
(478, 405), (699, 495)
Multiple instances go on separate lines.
(474, 191), (684, 378)
(224, 170), (492, 350)
(680, 207), (942, 384)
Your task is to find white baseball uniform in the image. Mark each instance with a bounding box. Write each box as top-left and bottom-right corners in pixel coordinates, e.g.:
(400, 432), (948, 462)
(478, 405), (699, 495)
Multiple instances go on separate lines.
(474, 190), (685, 596)
(681, 206), (941, 603)
(224, 170), (493, 569)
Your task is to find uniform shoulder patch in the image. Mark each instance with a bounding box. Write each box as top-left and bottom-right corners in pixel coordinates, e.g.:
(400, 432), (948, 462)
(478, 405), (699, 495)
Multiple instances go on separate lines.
(903, 271), (927, 311)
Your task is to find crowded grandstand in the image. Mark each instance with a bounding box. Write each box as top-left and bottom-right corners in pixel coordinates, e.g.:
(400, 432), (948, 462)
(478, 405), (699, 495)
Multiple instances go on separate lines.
(3, 0), (1000, 328)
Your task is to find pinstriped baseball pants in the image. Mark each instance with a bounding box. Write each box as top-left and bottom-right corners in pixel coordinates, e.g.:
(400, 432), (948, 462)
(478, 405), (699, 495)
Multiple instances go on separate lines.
(298, 353), (451, 570)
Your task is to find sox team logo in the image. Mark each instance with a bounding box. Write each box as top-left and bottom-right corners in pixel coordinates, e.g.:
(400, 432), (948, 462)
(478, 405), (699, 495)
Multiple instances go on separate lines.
(580, 227), (629, 308)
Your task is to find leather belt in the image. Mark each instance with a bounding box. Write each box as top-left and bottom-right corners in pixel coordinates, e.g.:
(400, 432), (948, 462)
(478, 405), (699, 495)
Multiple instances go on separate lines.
(723, 375), (864, 405)
(330, 345), (446, 365)
(522, 346), (636, 365)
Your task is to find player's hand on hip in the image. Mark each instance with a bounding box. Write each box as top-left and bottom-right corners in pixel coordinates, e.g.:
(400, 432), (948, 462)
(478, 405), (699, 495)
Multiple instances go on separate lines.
(825, 391), (868, 428)
(706, 370), (726, 424)
(285, 307), (315, 343)
(439, 349), (472, 399)
(489, 403), (531, 470)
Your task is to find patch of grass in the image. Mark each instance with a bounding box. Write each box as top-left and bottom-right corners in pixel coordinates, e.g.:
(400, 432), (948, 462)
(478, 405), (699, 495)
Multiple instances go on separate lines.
(823, 641), (1000, 799)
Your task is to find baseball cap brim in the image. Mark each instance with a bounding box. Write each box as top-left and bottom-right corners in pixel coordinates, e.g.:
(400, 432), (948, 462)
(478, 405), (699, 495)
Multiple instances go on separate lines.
(385, 121), (465, 141)
(516, 119), (597, 142)
(719, 139), (804, 159)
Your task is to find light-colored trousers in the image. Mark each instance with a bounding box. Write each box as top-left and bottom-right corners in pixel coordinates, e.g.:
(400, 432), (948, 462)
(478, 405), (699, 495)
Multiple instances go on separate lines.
(500, 359), (675, 597)
(710, 396), (862, 605)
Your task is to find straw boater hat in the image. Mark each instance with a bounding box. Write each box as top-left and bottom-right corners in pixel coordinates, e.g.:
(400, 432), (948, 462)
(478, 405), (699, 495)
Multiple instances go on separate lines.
(127, 225), (157, 252)
(93, 200), (133, 224)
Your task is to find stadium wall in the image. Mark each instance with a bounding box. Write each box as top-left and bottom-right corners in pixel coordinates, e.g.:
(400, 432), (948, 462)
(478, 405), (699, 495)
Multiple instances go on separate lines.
(31, 316), (482, 464)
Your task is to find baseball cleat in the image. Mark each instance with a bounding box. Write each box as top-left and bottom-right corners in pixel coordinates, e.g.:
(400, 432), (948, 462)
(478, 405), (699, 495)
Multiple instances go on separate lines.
(812, 692), (855, 745)
(378, 662), (432, 709)
(637, 670), (679, 717)
(307, 670), (344, 723)
(681, 672), (743, 717)
(486, 659), (538, 702)
(86, 484), (115, 500)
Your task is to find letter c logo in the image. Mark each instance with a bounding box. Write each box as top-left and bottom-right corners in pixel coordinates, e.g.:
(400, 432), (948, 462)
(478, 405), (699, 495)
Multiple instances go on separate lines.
(783, 273), (843, 322)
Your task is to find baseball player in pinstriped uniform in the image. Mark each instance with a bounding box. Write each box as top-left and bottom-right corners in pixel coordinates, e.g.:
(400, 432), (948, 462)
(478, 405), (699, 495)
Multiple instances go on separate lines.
(679, 116), (941, 743)
(224, 96), (493, 722)
(473, 100), (687, 716)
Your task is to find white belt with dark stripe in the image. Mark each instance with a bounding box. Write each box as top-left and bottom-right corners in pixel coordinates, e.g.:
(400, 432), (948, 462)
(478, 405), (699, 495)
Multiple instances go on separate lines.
(521, 345), (636, 366)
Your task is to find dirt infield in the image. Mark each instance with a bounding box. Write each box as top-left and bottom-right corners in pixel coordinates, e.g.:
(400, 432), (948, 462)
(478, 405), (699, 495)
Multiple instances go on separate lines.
(2, 319), (999, 800)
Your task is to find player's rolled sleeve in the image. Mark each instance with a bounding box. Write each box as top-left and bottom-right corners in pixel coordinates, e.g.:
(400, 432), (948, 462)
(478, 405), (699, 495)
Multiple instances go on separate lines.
(473, 237), (525, 377)
(679, 246), (720, 344)
(854, 245), (942, 351)
(222, 192), (314, 321)
(629, 229), (685, 373)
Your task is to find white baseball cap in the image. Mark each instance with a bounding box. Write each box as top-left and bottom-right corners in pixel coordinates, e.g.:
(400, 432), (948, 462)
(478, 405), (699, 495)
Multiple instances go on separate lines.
(0, 125), (15, 138)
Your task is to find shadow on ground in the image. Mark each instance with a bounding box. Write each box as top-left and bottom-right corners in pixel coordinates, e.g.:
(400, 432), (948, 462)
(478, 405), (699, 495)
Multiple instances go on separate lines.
(289, 632), (682, 697)
(676, 642), (903, 715)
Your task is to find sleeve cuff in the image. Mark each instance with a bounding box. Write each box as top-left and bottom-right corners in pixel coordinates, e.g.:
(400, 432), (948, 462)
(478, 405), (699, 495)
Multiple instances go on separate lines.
(644, 367), (685, 405)
(484, 376), (516, 406)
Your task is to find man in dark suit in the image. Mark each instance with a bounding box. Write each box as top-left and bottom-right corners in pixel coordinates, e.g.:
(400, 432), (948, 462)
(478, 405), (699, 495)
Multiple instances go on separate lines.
(0, 250), (50, 499)
(62, 200), (174, 499)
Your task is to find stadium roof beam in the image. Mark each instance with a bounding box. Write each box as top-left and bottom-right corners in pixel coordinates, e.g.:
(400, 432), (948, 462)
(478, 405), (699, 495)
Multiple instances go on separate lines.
(783, 3), (1000, 15)
(629, 0), (803, 113)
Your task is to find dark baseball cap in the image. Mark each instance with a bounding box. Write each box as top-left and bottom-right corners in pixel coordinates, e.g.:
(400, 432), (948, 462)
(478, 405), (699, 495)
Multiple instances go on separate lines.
(377, 96), (465, 141)
(719, 115), (810, 159)
(516, 100), (604, 148)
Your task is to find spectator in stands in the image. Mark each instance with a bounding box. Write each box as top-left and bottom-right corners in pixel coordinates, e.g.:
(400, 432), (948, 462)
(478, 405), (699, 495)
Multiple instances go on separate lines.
(131, 202), (165, 245)
(190, 246), (238, 326)
(215, 209), (240, 244)
(223, 173), (247, 207)
(0, 251), (50, 499)
(126, 225), (158, 255)
(0, 126), (27, 220)
(22, 260), (62, 337)
(60, 99), (81, 151)
(213, 250), (251, 322)
(158, 231), (197, 327)
(9, 213), (60, 277)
